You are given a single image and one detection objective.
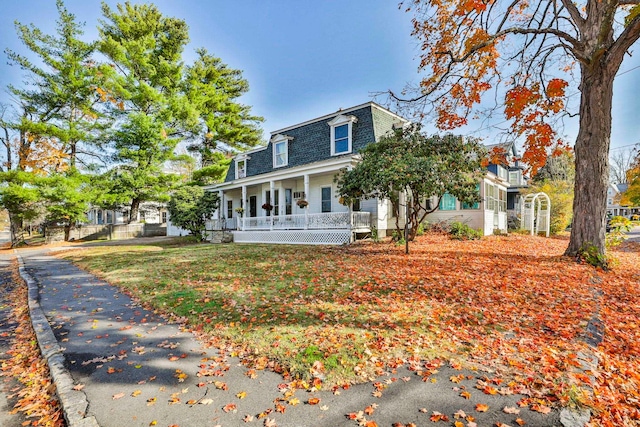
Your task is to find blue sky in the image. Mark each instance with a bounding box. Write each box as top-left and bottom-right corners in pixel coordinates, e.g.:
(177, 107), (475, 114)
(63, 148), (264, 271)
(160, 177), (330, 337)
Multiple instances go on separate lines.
(1, 0), (638, 154)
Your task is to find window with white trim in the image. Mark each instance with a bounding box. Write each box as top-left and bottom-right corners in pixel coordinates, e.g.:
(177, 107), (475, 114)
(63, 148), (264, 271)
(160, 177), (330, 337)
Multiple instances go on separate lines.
(274, 141), (287, 167)
(321, 187), (332, 212)
(271, 134), (290, 168)
(236, 159), (246, 179)
(508, 170), (521, 186)
(227, 200), (233, 218)
(328, 115), (357, 156)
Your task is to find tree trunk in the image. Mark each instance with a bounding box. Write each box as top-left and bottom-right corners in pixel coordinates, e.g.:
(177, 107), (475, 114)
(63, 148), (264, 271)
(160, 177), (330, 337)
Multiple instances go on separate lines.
(64, 224), (71, 242)
(129, 199), (140, 224)
(565, 66), (614, 258)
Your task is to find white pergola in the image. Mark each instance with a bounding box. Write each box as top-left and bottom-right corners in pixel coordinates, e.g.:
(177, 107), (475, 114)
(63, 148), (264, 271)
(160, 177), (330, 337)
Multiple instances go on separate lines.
(521, 192), (551, 237)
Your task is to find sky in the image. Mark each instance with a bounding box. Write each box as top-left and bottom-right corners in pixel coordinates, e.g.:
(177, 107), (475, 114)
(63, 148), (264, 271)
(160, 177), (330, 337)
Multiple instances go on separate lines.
(1, 0), (639, 155)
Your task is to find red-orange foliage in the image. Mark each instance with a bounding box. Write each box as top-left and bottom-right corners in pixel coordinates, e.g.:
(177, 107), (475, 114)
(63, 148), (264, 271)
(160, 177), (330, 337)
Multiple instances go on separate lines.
(271, 235), (639, 425)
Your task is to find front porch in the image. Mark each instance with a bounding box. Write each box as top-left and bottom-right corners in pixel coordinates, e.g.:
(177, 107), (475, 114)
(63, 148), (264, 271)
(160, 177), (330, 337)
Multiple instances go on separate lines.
(206, 212), (371, 245)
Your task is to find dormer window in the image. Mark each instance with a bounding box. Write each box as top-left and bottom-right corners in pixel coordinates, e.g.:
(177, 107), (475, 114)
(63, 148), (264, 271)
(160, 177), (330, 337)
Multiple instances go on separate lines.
(328, 114), (357, 156)
(236, 158), (247, 179)
(271, 134), (291, 168)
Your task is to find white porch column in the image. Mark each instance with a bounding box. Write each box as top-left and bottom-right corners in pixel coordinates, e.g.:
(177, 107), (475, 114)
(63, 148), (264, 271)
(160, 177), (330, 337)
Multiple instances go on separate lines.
(218, 190), (224, 221)
(241, 185), (247, 231)
(270, 181), (275, 231)
(304, 174), (310, 229)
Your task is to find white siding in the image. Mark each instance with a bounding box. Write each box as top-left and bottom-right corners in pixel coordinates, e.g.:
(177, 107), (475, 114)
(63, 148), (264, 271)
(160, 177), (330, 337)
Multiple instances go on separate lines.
(166, 217), (189, 237)
(308, 175), (348, 214)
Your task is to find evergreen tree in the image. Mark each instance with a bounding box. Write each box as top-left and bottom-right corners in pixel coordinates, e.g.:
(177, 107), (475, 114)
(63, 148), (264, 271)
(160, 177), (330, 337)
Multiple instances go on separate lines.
(98, 1), (262, 221)
(5, 0), (106, 167)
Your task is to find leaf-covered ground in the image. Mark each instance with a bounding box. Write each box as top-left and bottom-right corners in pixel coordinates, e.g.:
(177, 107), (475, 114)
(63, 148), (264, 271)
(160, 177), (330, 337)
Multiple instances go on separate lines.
(60, 234), (640, 426)
(0, 259), (65, 427)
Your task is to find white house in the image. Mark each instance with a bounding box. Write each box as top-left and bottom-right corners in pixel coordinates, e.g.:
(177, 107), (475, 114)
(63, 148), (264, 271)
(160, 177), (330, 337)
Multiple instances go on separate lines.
(168, 102), (518, 244)
(607, 183), (640, 217)
(86, 203), (167, 225)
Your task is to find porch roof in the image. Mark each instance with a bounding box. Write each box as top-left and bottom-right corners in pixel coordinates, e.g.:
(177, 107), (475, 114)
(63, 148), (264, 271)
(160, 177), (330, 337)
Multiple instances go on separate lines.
(206, 155), (359, 192)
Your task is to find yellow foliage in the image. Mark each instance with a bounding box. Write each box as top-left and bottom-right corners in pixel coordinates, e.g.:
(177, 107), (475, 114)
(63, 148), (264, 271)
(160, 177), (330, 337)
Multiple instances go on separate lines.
(16, 133), (69, 175)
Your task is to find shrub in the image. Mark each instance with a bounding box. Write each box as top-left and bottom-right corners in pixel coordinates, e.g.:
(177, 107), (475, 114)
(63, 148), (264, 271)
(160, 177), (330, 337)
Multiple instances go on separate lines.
(578, 243), (616, 270)
(370, 226), (381, 243)
(449, 222), (482, 240)
(606, 215), (633, 249)
(427, 220), (452, 234)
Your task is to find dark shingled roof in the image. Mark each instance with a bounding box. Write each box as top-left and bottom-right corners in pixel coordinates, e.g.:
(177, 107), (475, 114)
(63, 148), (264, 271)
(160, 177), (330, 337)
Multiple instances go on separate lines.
(224, 103), (406, 182)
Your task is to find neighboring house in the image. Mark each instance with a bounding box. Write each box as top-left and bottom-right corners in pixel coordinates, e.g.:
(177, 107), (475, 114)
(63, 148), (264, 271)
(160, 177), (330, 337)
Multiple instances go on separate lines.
(168, 102), (529, 245)
(484, 141), (529, 213)
(406, 140), (528, 235)
(607, 183), (640, 217)
(86, 203), (167, 225)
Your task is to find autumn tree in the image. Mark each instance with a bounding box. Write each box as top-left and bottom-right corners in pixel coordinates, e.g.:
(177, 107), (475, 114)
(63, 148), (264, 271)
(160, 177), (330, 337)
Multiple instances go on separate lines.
(336, 126), (485, 241)
(394, 0), (640, 261)
(167, 185), (219, 241)
(622, 152), (640, 206)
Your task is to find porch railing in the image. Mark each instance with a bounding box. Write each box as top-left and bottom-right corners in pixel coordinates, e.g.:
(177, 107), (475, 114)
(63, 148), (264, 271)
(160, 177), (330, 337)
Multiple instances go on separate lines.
(208, 212), (371, 231)
(206, 217), (237, 231)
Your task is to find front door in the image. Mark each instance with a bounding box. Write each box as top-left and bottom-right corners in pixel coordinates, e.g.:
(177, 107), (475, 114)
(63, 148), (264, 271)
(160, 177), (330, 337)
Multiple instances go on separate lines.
(249, 195), (257, 217)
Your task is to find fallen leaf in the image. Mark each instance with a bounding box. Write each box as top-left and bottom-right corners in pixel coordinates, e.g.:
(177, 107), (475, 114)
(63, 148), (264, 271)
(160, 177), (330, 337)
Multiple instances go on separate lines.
(475, 403), (489, 412)
(531, 404), (551, 414)
(112, 392), (125, 400)
(454, 409), (467, 418)
(222, 403), (237, 413)
(430, 411), (449, 422)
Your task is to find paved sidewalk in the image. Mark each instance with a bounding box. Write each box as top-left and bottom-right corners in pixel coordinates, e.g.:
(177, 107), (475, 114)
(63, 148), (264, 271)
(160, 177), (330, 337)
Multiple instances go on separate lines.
(18, 248), (564, 427)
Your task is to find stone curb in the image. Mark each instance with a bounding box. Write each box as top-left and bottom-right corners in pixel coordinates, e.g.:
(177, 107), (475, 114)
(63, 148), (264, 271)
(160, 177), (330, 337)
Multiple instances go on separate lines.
(558, 284), (604, 427)
(16, 253), (100, 427)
